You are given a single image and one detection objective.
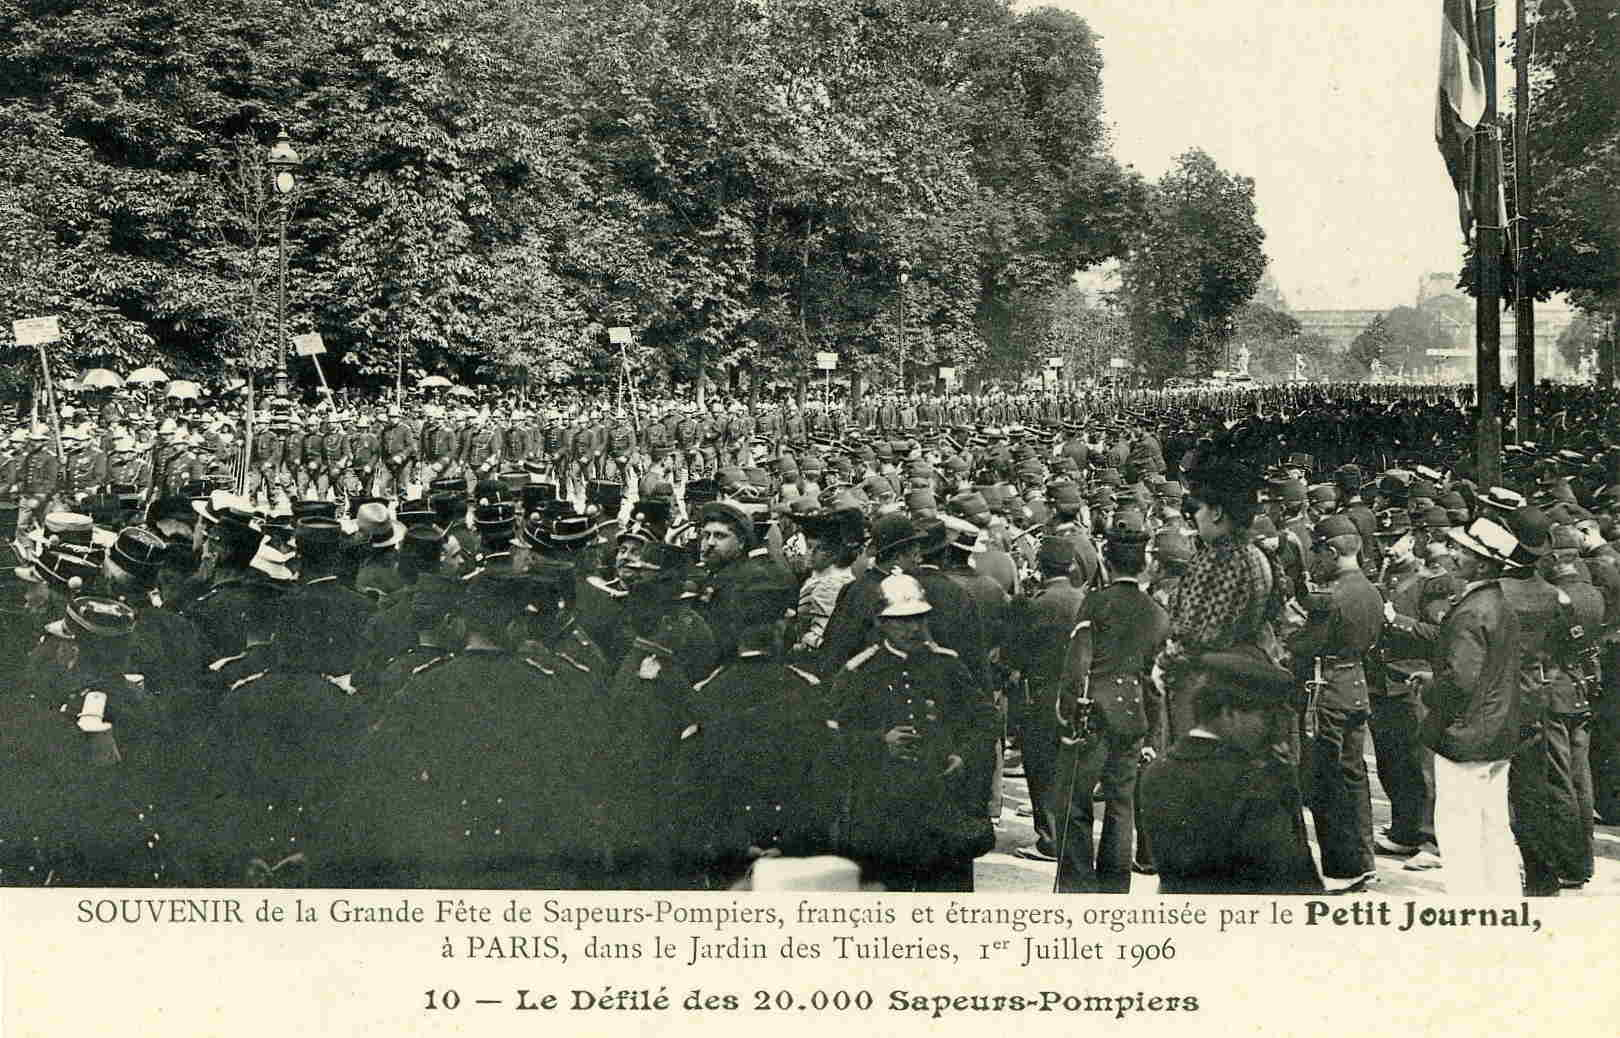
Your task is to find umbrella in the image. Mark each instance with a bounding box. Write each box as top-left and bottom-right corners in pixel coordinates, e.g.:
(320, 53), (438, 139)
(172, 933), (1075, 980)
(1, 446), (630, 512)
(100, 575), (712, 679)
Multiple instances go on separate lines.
(447, 385), (476, 398)
(127, 366), (169, 384)
(419, 375), (452, 388)
(166, 380), (201, 401)
(81, 368), (124, 390)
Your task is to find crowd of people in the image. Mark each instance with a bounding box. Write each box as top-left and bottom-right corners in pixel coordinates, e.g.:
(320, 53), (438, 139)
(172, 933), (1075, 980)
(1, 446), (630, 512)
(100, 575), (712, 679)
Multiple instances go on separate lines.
(2, 379), (1619, 894)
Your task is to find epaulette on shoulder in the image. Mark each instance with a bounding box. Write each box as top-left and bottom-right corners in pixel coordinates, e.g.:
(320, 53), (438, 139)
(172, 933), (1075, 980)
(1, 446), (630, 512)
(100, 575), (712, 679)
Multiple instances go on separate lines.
(786, 664), (821, 686)
(229, 670), (267, 692)
(926, 642), (959, 658)
(555, 650), (591, 673)
(631, 636), (674, 659)
(585, 574), (629, 599)
(693, 665), (726, 691)
(844, 644), (880, 671)
(523, 656), (556, 676)
(193, 579), (241, 605)
(573, 628), (593, 648)
(411, 655), (452, 677)
(208, 651), (247, 673)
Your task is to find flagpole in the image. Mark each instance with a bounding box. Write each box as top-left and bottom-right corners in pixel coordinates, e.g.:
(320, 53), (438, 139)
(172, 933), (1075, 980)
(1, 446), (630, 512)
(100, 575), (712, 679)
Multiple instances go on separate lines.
(1512, 0), (1535, 441)
(1474, 0), (1504, 488)
(239, 368), (256, 498)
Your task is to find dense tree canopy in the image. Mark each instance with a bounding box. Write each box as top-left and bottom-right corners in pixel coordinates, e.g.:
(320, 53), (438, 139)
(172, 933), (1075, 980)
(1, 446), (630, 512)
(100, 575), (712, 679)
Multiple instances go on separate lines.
(0, 0), (1172, 400)
(1115, 149), (1268, 380)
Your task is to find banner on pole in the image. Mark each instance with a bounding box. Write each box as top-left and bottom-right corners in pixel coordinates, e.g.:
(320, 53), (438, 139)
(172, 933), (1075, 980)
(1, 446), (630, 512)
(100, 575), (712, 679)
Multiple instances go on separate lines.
(13, 316), (62, 346)
(608, 327), (633, 345)
(293, 332), (326, 356)
(1046, 356), (1064, 369)
(815, 352), (838, 371)
(1108, 357), (1127, 369)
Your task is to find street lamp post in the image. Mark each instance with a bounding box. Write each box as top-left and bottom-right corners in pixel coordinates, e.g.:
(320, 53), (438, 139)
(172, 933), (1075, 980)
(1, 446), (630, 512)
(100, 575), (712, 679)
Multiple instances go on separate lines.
(266, 130), (302, 400)
(897, 260), (910, 393)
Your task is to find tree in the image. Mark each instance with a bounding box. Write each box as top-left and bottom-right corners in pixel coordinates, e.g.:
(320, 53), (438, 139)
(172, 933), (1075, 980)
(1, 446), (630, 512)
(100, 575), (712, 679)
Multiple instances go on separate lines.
(0, 0), (1149, 397)
(1554, 310), (1597, 372)
(1117, 149), (1267, 380)
(1230, 301), (1298, 380)
(1346, 314), (1390, 376)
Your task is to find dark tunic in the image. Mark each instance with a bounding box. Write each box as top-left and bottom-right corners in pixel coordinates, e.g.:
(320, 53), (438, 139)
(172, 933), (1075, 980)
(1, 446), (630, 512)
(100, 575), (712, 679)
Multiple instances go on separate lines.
(823, 640), (996, 875)
(333, 648), (594, 888)
(673, 655), (843, 873)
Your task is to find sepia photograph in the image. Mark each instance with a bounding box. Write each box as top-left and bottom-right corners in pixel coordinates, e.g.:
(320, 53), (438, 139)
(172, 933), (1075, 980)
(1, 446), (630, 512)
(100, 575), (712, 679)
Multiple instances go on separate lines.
(1, 0), (1616, 1032)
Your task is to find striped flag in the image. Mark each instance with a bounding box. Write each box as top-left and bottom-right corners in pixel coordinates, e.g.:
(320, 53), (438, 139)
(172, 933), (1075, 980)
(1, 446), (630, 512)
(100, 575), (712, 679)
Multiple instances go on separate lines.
(1436, 0), (1488, 238)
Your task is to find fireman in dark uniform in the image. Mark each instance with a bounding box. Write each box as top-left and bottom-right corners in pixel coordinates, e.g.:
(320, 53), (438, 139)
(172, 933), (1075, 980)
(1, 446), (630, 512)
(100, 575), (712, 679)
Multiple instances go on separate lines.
(823, 572), (997, 892)
(181, 504), (282, 661)
(674, 621), (841, 884)
(14, 424), (59, 531)
(190, 594), (370, 887)
(345, 412), (381, 500)
(463, 409), (501, 494)
(1541, 524), (1604, 888)
(1286, 512), (1384, 889)
(1368, 508), (1455, 865)
(100, 526), (206, 716)
(377, 405), (416, 498)
(334, 571), (594, 888)
(1052, 512), (1170, 892)
(248, 413), (285, 507)
(1, 596), (190, 886)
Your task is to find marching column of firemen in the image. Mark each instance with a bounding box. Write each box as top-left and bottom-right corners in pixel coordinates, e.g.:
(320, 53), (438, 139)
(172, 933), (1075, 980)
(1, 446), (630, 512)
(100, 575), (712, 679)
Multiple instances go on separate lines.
(3, 381), (1619, 893)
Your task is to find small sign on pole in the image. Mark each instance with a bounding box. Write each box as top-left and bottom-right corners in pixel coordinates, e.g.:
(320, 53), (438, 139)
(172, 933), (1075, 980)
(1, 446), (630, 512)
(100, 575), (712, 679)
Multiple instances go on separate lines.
(608, 327), (633, 345)
(815, 352), (838, 371)
(293, 332), (326, 356)
(13, 316), (62, 345)
(1108, 357), (1127, 370)
(1046, 356), (1064, 369)
(938, 366), (956, 382)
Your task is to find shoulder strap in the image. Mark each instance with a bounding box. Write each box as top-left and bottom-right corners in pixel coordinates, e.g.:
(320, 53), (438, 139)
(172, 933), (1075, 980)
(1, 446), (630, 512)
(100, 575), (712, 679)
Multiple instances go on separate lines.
(844, 644), (880, 671)
(229, 670), (267, 692)
(411, 654), (451, 676)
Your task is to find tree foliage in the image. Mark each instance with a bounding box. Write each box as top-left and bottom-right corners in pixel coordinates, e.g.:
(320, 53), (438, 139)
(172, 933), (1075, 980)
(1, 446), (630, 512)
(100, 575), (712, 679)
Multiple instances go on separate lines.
(0, 0), (1162, 396)
(1116, 149), (1267, 380)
